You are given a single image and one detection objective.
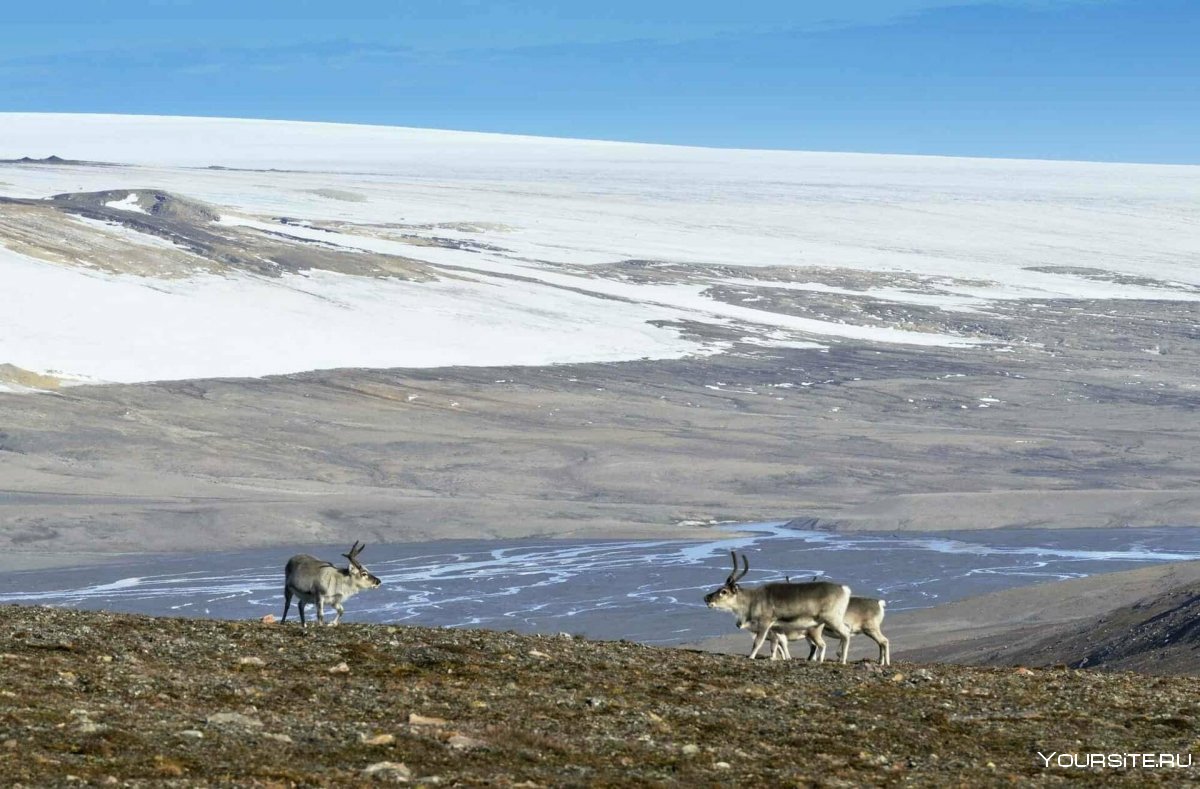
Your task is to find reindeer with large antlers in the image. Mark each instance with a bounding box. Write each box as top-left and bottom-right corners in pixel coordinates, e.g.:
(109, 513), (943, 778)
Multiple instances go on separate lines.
(282, 541), (382, 626)
(704, 551), (853, 662)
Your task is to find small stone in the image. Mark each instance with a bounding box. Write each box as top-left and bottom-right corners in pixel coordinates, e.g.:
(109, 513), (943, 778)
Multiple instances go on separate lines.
(328, 662), (351, 674)
(1015, 667), (1035, 676)
(2, 739), (16, 749)
(260, 614), (277, 624)
(558, 632), (573, 639)
(102, 777), (119, 785)
(528, 650), (550, 659)
(743, 685), (768, 699)
(889, 673), (906, 683)
(447, 733), (487, 751)
(714, 761), (732, 770)
(362, 761), (412, 780)
(408, 713), (449, 727)
(238, 656), (266, 667)
(97, 655), (114, 663)
(586, 697), (604, 709)
(361, 733), (395, 746)
(262, 732), (293, 743)
(77, 722), (106, 734)
(206, 712), (264, 729)
(179, 730), (204, 740)
(681, 744), (700, 756)
(470, 700), (489, 709)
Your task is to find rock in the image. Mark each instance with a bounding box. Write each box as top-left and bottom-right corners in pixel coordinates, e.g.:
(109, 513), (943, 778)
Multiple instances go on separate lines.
(681, 744), (700, 756)
(179, 730), (204, 740)
(362, 761), (412, 781)
(446, 733), (487, 751)
(408, 713), (449, 727)
(586, 697), (604, 709)
(260, 614), (277, 624)
(361, 733), (396, 746)
(262, 732), (293, 743)
(714, 761), (732, 770)
(1015, 667), (1035, 676)
(238, 656), (266, 667)
(913, 669), (935, 681)
(206, 712), (264, 729)
(889, 673), (906, 683)
(328, 662), (351, 674)
(528, 650), (550, 659)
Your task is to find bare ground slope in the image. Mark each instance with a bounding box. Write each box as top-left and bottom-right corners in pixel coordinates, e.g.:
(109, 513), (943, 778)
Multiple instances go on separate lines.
(898, 567), (1200, 676)
(2, 316), (1200, 560)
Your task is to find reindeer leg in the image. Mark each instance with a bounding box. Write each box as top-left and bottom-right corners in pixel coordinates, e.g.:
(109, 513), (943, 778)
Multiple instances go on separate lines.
(316, 594), (326, 626)
(332, 601), (344, 627)
(770, 631), (789, 661)
(748, 621), (774, 660)
(822, 617), (852, 664)
(806, 623), (825, 661)
(864, 627), (890, 666)
(281, 588), (292, 623)
(297, 600), (307, 627)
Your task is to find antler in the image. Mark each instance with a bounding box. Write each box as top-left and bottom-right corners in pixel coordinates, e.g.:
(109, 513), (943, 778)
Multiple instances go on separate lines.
(725, 551), (751, 585)
(343, 541), (365, 566)
(735, 552), (750, 583)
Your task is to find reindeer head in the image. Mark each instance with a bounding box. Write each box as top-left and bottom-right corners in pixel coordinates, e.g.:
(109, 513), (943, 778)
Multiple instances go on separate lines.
(342, 541), (382, 590)
(703, 551), (750, 611)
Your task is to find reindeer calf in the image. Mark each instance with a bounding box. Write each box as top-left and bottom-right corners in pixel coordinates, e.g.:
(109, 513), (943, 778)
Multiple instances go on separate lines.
(769, 596), (890, 665)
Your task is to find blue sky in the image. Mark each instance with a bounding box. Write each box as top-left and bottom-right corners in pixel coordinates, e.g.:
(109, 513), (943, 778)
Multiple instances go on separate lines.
(2, 1), (1197, 163)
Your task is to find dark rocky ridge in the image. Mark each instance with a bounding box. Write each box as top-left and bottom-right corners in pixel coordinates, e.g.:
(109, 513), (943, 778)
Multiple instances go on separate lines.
(908, 579), (1200, 676)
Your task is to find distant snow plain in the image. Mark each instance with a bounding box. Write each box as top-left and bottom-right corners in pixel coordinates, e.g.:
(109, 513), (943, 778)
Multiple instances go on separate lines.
(2, 113), (1199, 388)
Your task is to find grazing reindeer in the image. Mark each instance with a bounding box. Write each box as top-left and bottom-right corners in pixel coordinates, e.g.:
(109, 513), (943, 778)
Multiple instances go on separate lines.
(704, 551), (852, 662)
(282, 542), (381, 626)
(769, 597), (891, 665)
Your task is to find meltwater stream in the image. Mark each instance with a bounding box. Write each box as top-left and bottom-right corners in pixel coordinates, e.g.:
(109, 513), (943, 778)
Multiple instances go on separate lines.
(3, 522), (1200, 645)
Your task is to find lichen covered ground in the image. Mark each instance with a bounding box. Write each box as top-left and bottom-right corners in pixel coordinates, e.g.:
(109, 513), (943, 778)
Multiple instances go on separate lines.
(1, 606), (1197, 786)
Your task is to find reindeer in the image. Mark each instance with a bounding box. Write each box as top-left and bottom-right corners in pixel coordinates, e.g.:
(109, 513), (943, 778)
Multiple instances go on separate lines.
(281, 541), (381, 626)
(704, 551), (852, 662)
(768, 596), (891, 665)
